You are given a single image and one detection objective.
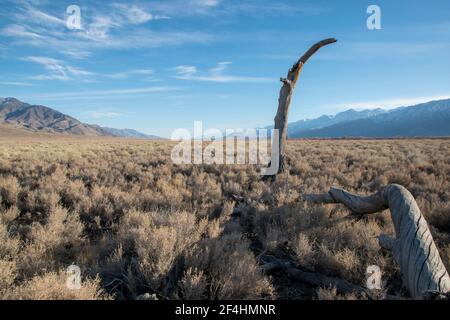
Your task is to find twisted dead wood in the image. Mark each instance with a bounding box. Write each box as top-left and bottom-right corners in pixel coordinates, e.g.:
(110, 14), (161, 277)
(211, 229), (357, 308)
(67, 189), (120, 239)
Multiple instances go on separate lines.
(303, 184), (450, 299)
(270, 38), (337, 175)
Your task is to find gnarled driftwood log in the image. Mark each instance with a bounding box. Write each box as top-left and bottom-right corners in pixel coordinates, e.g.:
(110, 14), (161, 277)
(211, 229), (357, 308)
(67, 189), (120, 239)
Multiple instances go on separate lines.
(303, 184), (450, 299)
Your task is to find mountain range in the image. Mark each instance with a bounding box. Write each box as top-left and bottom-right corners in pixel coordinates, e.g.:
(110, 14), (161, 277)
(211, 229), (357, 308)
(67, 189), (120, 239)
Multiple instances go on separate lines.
(284, 99), (450, 138)
(1, 97), (450, 139)
(0, 97), (162, 139)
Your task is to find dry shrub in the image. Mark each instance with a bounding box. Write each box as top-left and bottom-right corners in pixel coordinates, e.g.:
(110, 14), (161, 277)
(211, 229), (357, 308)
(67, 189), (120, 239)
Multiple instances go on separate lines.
(118, 209), (206, 291)
(0, 175), (20, 207)
(316, 286), (358, 300)
(29, 206), (84, 247)
(178, 268), (207, 300)
(185, 232), (274, 299)
(294, 233), (315, 269)
(0, 138), (448, 300)
(0, 206), (19, 225)
(137, 225), (178, 289)
(0, 260), (17, 291)
(60, 179), (87, 211)
(0, 223), (20, 260)
(206, 218), (223, 239)
(2, 271), (110, 300)
(427, 203), (450, 233)
(19, 188), (59, 216)
(19, 206), (84, 276)
(315, 246), (360, 280)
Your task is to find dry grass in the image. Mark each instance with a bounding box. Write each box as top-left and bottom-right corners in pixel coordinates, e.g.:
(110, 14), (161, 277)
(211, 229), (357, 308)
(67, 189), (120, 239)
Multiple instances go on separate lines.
(0, 138), (448, 300)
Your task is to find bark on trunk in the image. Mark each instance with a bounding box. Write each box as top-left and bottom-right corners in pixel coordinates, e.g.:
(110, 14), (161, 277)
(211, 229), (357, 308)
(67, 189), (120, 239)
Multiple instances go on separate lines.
(271, 38), (337, 175)
(303, 184), (450, 299)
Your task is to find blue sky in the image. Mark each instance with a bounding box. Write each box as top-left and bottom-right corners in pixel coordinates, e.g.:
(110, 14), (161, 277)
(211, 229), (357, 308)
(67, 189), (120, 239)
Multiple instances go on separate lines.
(1, 0), (450, 137)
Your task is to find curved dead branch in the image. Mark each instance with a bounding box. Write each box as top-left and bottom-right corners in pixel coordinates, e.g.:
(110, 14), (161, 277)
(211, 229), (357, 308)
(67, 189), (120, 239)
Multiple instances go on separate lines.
(270, 38), (337, 175)
(303, 184), (450, 299)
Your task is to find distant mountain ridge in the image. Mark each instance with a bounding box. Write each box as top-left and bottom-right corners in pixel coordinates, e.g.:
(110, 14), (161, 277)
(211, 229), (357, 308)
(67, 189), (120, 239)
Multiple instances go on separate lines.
(0, 97), (162, 139)
(285, 99), (450, 138)
(101, 127), (163, 140)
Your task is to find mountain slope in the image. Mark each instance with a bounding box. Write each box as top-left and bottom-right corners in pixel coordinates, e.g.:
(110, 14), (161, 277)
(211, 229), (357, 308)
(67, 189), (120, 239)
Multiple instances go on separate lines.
(0, 97), (161, 139)
(102, 127), (164, 140)
(288, 99), (450, 138)
(0, 97), (110, 136)
(0, 97), (29, 118)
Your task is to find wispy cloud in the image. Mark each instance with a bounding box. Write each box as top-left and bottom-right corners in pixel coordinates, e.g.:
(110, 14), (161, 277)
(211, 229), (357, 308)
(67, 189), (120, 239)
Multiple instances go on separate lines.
(24, 86), (178, 101)
(2, 24), (43, 39)
(22, 56), (94, 81)
(150, 0), (327, 17)
(108, 69), (154, 79)
(173, 66), (198, 78)
(113, 4), (170, 24)
(198, 0), (223, 7)
(0, 81), (35, 86)
(61, 49), (92, 60)
(1, 2), (208, 54)
(15, 5), (65, 27)
(173, 61), (273, 83)
(85, 111), (123, 119)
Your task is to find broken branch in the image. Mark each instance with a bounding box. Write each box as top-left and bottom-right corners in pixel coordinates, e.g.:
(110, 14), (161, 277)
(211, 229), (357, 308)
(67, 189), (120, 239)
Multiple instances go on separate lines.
(303, 184), (450, 299)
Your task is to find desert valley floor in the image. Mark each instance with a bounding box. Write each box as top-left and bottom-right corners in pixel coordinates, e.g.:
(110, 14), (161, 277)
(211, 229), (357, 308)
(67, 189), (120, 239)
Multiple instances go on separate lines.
(0, 137), (449, 299)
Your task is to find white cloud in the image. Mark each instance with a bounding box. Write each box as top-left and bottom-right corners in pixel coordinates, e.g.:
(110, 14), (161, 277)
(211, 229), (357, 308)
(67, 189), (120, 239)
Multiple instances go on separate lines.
(126, 5), (153, 23)
(23, 86), (178, 101)
(112, 3), (171, 24)
(149, 0), (326, 17)
(0, 81), (35, 86)
(81, 15), (120, 41)
(62, 50), (92, 60)
(17, 6), (65, 26)
(86, 111), (123, 119)
(108, 69), (154, 79)
(1, 2), (188, 53)
(173, 65), (198, 78)
(209, 61), (231, 75)
(198, 0), (222, 7)
(23, 56), (94, 81)
(65, 66), (94, 76)
(2, 22), (210, 52)
(173, 62), (273, 83)
(2, 24), (43, 39)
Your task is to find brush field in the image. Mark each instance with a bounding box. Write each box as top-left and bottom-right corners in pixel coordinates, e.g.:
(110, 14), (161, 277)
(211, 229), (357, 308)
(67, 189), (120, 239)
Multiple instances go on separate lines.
(0, 138), (449, 300)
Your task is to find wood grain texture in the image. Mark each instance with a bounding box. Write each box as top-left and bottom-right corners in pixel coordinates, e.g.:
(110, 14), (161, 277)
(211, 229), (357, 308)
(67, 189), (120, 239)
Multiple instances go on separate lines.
(304, 184), (450, 298)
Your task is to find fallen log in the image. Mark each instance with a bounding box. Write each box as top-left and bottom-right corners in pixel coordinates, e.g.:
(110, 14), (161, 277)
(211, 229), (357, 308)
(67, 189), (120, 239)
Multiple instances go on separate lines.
(260, 255), (369, 297)
(303, 184), (450, 299)
(285, 267), (369, 297)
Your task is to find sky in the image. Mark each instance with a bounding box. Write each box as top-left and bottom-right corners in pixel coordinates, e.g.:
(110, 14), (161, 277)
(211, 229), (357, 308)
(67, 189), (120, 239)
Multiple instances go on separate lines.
(1, 0), (450, 137)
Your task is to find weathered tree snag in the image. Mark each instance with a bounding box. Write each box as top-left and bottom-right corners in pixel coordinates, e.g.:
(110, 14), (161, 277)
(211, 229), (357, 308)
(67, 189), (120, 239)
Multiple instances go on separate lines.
(303, 184), (450, 299)
(271, 38), (337, 175)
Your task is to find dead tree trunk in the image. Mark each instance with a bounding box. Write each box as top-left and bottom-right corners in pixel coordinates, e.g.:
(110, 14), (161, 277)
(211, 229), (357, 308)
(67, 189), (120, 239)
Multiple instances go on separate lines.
(303, 184), (450, 299)
(270, 38), (337, 175)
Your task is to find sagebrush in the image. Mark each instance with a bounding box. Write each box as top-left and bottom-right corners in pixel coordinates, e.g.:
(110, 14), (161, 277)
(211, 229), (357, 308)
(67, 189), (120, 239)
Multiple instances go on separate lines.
(0, 138), (449, 300)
